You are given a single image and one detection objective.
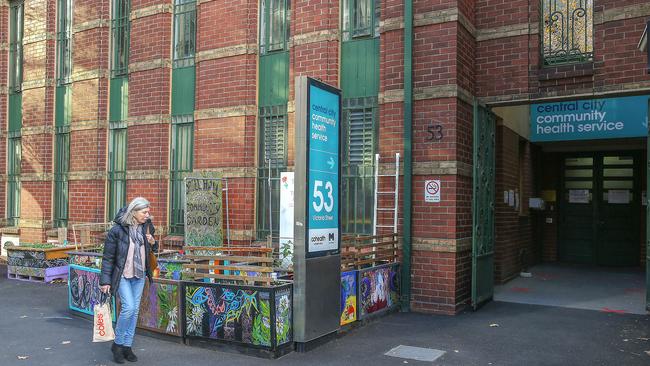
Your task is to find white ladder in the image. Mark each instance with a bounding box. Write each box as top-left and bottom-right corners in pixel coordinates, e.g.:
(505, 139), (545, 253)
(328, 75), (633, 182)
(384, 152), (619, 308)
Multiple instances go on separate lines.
(373, 153), (400, 237)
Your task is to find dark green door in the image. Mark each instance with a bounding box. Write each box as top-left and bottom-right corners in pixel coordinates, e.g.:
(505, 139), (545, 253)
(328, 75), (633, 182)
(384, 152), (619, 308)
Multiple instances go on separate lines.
(472, 103), (495, 310)
(560, 153), (640, 266)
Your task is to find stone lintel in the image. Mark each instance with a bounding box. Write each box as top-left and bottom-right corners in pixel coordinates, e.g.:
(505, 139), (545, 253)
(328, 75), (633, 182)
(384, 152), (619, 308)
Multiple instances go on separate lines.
(195, 105), (256, 120)
(196, 44), (256, 63)
(290, 29), (338, 47)
(127, 114), (171, 126)
(73, 19), (110, 34)
(131, 4), (173, 21)
(129, 58), (172, 74)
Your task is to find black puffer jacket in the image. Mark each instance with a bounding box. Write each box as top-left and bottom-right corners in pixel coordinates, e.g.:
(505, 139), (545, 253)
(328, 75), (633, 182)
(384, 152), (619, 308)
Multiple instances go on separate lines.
(100, 207), (159, 296)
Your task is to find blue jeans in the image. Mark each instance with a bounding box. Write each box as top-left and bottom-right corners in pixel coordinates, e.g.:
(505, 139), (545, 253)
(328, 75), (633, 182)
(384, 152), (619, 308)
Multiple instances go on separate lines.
(114, 276), (145, 347)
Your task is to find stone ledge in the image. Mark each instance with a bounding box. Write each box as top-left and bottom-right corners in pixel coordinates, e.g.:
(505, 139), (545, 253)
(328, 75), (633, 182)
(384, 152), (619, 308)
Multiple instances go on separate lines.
(22, 125), (54, 136)
(68, 171), (106, 180)
(412, 237), (472, 253)
(129, 58), (171, 73)
(73, 18), (110, 33)
(20, 173), (53, 182)
(195, 105), (256, 120)
(131, 3), (173, 21)
(379, 85), (474, 105)
(194, 167), (257, 179)
(71, 120), (108, 131)
(196, 44), (256, 63)
(23, 32), (55, 45)
(19, 219), (52, 229)
(127, 114), (171, 126)
(290, 29), (338, 47)
(72, 69), (108, 82)
(380, 17), (403, 33)
(413, 161), (473, 177)
(22, 78), (54, 90)
(126, 170), (170, 180)
(476, 23), (538, 42)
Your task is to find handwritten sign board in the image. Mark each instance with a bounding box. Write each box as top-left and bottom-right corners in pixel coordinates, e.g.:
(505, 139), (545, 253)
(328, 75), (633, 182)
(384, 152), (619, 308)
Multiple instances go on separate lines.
(184, 177), (223, 247)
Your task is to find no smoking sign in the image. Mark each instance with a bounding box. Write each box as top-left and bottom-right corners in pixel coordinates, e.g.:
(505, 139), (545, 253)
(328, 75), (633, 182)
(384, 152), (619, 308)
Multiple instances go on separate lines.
(425, 180), (441, 203)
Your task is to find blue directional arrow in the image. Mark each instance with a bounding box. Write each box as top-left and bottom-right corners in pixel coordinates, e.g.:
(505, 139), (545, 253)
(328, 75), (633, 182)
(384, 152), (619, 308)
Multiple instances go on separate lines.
(327, 157), (335, 169)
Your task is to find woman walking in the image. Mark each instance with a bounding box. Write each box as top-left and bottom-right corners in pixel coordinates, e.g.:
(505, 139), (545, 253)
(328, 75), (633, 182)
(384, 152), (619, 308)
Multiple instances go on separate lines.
(100, 197), (158, 363)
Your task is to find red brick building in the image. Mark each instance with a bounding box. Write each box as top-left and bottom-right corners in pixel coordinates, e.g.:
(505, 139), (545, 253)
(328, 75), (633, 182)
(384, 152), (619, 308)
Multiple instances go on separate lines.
(1, 0), (649, 314)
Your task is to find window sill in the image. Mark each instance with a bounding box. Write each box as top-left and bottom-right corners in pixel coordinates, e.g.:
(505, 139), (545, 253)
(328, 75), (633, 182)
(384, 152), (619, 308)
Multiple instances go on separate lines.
(538, 62), (594, 81)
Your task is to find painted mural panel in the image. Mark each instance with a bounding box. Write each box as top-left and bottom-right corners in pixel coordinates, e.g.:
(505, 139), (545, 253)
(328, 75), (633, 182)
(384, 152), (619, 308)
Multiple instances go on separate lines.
(274, 287), (292, 345)
(359, 264), (400, 318)
(184, 176), (223, 247)
(68, 264), (116, 321)
(340, 270), (357, 325)
(7, 249), (68, 268)
(184, 283), (293, 349)
(185, 284), (267, 346)
(137, 279), (181, 337)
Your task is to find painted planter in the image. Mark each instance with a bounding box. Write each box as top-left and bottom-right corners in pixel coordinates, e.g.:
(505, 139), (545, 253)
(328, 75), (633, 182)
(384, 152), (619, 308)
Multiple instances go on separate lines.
(67, 251), (102, 270)
(68, 263), (116, 321)
(358, 263), (400, 319)
(7, 246), (73, 283)
(340, 262), (400, 324)
(182, 281), (293, 351)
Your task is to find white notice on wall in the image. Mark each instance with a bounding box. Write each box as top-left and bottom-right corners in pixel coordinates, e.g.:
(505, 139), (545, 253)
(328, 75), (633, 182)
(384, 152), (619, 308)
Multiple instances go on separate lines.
(508, 190), (515, 207)
(607, 189), (630, 204)
(503, 191), (509, 204)
(569, 189), (590, 203)
(425, 180), (441, 203)
(643, 191), (647, 206)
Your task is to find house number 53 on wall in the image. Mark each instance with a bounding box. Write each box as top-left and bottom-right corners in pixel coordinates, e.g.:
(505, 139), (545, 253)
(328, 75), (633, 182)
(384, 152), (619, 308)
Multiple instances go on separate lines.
(426, 124), (444, 141)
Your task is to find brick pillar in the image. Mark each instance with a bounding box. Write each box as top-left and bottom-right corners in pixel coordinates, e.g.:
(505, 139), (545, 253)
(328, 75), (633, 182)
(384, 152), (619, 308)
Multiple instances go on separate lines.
(128, 1), (172, 229)
(19, 0), (57, 242)
(68, 0), (109, 228)
(194, 0), (258, 244)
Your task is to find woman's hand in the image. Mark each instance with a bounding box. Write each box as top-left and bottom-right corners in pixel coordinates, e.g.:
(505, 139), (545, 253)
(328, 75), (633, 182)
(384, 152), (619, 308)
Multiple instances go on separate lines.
(146, 233), (155, 245)
(100, 285), (110, 294)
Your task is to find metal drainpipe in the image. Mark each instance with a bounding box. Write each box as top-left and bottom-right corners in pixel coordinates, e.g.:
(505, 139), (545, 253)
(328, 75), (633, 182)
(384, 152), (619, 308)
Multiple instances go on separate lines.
(401, 0), (413, 312)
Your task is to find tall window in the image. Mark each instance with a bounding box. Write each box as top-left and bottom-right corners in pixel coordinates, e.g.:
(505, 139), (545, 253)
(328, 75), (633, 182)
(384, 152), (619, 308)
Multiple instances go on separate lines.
(57, 0), (73, 84)
(54, 0), (73, 228)
(111, 0), (130, 77)
(340, 0), (379, 235)
(260, 0), (289, 54)
(257, 0), (290, 238)
(108, 0), (130, 218)
(542, 0), (593, 65)
(169, 0), (196, 235)
(342, 0), (379, 41)
(7, 1), (23, 227)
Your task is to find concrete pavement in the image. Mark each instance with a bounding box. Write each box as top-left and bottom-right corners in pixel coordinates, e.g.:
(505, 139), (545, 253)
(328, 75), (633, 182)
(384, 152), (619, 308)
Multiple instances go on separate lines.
(1, 264), (648, 366)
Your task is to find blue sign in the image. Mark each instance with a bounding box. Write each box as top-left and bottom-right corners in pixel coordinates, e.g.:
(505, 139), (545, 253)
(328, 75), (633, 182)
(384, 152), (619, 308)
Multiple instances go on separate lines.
(307, 80), (340, 256)
(530, 95), (649, 142)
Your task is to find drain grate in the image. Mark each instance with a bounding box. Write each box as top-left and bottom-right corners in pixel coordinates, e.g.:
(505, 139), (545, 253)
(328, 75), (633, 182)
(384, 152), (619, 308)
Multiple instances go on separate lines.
(385, 345), (446, 362)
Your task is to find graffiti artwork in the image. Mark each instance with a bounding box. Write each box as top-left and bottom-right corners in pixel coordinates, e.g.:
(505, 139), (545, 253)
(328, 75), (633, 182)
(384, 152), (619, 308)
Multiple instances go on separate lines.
(274, 288), (292, 345)
(137, 279), (181, 336)
(340, 270), (357, 325)
(184, 176), (223, 247)
(359, 264), (400, 318)
(184, 283), (292, 348)
(7, 249), (68, 268)
(68, 265), (115, 320)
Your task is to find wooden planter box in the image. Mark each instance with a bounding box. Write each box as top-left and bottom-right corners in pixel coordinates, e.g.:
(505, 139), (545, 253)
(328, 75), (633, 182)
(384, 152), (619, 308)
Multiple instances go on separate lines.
(6, 246), (74, 283)
(182, 280), (293, 356)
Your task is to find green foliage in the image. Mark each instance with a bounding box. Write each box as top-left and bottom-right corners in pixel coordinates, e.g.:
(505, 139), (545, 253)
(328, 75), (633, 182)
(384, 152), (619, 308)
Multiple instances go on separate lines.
(252, 300), (271, 346)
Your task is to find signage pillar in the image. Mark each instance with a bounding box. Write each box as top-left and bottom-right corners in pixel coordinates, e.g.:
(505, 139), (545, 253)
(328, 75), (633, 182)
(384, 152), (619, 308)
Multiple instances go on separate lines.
(293, 76), (341, 350)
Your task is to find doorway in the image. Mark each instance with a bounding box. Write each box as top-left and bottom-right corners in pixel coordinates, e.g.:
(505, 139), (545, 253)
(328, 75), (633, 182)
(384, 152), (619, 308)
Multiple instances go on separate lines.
(559, 152), (641, 266)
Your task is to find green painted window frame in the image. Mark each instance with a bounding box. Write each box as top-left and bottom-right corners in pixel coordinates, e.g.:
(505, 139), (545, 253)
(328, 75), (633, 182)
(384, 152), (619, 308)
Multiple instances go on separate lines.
(259, 0), (289, 54)
(169, 116), (194, 235)
(9, 1), (23, 94)
(541, 0), (594, 66)
(342, 0), (379, 41)
(53, 126), (70, 228)
(107, 120), (127, 219)
(111, 0), (130, 77)
(173, 0), (196, 68)
(56, 0), (73, 85)
(341, 97), (377, 235)
(7, 136), (21, 227)
(256, 105), (287, 239)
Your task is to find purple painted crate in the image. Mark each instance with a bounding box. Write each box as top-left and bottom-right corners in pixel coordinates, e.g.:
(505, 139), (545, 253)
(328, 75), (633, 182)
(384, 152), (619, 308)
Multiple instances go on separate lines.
(7, 265), (68, 283)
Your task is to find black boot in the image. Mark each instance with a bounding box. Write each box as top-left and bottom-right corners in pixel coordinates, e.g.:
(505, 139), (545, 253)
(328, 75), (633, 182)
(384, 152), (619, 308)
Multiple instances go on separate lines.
(122, 346), (138, 362)
(111, 342), (125, 364)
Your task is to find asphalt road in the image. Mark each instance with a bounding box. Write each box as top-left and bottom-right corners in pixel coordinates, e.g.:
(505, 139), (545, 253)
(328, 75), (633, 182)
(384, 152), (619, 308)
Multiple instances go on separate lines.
(1, 264), (648, 366)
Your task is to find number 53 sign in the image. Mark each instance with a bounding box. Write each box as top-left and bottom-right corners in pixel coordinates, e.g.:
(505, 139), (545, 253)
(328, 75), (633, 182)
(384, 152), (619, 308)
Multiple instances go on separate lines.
(305, 79), (341, 257)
